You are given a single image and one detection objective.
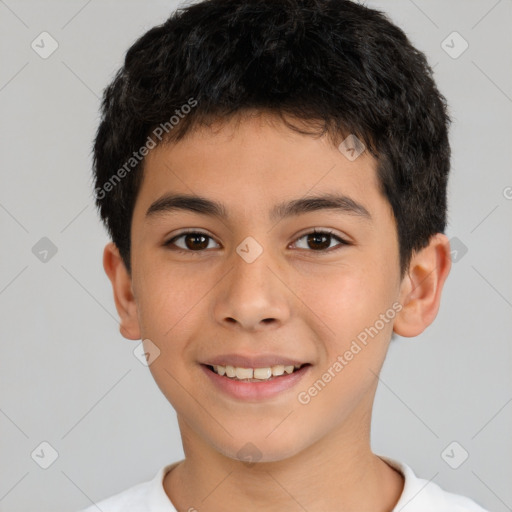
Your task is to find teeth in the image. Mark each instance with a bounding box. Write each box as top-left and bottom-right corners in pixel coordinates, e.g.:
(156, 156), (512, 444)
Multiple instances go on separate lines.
(253, 367), (271, 379)
(235, 367), (253, 379)
(272, 365), (285, 376)
(211, 363), (304, 381)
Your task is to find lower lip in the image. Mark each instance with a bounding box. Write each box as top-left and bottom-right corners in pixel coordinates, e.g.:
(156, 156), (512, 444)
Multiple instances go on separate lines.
(201, 364), (311, 401)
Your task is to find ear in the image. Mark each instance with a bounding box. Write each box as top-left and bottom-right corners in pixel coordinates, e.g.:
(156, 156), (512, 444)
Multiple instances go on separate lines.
(393, 233), (452, 337)
(102, 242), (141, 340)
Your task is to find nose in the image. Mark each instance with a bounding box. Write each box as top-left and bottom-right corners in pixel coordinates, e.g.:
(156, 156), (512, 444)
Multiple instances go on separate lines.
(213, 245), (292, 332)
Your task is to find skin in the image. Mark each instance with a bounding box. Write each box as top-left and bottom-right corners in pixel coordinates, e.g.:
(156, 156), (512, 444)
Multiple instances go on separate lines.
(104, 111), (451, 512)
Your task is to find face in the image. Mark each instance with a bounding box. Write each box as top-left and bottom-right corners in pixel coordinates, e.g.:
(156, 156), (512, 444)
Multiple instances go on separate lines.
(117, 112), (410, 462)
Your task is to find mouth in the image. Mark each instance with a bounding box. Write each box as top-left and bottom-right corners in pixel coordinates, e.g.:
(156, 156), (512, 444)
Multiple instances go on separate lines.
(200, 362), (312, 401)
(203, 363), (310, 382)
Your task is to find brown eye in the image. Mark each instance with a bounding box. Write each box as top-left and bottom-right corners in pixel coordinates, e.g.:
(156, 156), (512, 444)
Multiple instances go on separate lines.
(293, 229), (347, 252)
(306, 232), (331, 250)
(165, 232), (219, 252)
(183, 233), (209, 250)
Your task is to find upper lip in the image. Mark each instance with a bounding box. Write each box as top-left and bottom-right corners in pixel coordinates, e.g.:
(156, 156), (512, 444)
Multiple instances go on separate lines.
(202, 353), (309, 368)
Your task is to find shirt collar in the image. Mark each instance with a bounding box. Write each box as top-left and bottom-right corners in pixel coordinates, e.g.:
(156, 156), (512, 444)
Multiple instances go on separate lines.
(148, 460), (184, 511)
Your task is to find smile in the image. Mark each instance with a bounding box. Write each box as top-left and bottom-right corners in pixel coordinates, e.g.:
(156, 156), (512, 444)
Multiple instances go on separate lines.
(201, 363), (312, 400)
(208, 363), (306, 382)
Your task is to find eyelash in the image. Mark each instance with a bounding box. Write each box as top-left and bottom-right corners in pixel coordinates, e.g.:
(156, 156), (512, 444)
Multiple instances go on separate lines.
(163, 229), (349, 255)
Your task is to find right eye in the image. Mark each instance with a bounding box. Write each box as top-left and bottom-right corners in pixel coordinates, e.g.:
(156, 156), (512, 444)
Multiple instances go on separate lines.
(164, 231), (220, 253)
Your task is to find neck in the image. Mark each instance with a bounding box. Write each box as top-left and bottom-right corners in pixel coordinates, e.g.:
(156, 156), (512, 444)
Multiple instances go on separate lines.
(164, 411), (404, 512)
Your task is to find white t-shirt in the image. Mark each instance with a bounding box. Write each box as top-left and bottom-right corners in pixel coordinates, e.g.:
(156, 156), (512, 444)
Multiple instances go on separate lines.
(78, 456), (489, 511)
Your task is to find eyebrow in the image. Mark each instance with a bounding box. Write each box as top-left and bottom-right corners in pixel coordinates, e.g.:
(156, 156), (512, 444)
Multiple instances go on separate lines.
(145, 192), (371, 223)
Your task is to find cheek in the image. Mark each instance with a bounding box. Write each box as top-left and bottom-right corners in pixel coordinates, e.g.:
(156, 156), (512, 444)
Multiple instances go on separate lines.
(296, 273), (396, 423)
(303, 265), (392, 334)
(297, 259), (398, 381)
(134, 261), (205, 336)
(135, 270), (199, 407)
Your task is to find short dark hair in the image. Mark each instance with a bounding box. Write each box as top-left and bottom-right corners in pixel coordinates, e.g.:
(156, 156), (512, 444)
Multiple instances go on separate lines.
(92, 0), (451, 276)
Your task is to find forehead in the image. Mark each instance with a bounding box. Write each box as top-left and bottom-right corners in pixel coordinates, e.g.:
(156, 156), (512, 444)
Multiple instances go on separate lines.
(133, 113), (386, 223)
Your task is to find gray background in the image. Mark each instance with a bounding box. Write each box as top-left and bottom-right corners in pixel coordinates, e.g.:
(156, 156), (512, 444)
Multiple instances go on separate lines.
(0, 0), (511, 511)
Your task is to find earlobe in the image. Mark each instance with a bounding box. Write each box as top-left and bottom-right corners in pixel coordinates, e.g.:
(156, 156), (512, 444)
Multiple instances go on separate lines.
(102, 242), (141, 340)
(393, 233), (452, 338)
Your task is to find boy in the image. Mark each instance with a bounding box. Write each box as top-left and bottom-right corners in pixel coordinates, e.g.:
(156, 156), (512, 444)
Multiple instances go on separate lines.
(82, 0), (490, 510)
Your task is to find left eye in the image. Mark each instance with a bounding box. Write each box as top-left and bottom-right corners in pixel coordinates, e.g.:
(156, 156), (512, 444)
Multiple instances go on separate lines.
(292, 229), (348, 252)
(164, 229), (348, 253)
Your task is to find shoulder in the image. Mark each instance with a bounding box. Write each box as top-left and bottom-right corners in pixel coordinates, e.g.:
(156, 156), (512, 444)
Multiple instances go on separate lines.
(76, 462), (181, 512)
(379, 456), (490, 512)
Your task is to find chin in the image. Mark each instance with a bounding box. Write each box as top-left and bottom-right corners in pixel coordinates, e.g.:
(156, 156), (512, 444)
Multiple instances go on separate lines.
(215, 432), (308, 465)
